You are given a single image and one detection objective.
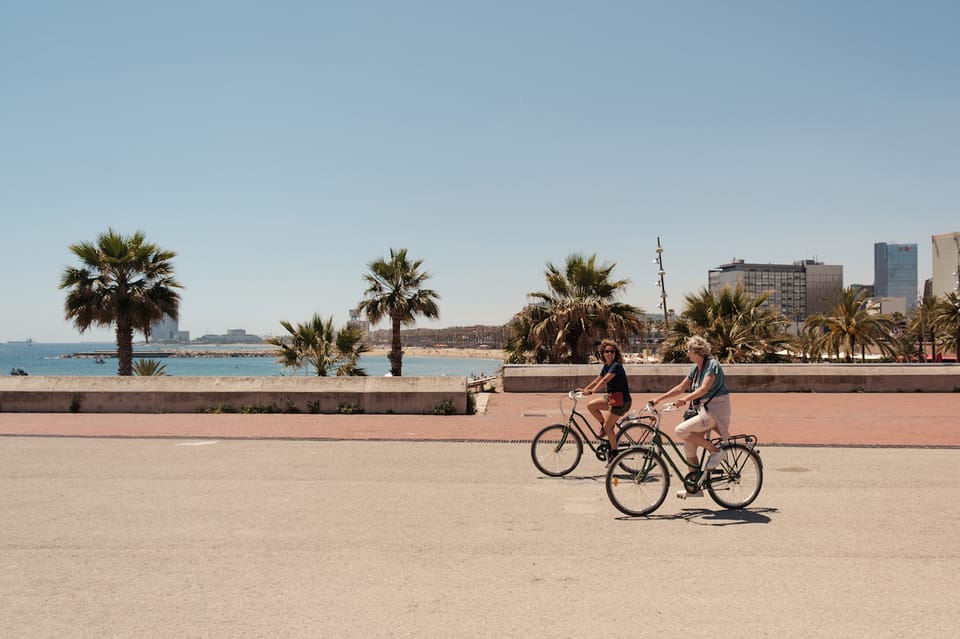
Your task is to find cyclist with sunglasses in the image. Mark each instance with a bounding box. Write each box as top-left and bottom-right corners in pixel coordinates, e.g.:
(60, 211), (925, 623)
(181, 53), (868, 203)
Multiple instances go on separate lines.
(577, 339), (632, 467)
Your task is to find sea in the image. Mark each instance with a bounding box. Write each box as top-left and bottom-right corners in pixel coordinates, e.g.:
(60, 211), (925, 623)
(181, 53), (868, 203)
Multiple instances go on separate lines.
(1, 342), (503, 379)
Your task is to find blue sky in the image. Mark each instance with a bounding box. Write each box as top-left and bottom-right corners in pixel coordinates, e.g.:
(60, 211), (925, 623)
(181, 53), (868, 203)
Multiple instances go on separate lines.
(2, 1), (958, 342)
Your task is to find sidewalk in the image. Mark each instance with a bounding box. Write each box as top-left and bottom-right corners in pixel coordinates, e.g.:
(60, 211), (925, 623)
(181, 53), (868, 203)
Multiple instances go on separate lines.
(1, 392), (957, 446)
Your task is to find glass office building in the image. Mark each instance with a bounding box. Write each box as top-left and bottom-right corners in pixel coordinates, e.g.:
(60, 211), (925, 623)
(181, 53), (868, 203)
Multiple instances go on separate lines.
(874, 242), (918, 311)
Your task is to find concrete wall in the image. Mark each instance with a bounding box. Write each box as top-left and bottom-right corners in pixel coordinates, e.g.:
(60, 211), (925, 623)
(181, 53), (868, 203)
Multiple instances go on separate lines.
(502, 364), (960, 394)
(0, 376), (468, 415)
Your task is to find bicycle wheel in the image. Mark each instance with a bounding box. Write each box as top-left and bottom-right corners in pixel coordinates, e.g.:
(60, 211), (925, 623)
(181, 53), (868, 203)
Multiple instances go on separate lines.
(614, 420), (658, 472)
(617, 418), (657, 448)
(605, 447), (669, 516)
(706, 443), (763, 509)
(531, 424), (583, 477)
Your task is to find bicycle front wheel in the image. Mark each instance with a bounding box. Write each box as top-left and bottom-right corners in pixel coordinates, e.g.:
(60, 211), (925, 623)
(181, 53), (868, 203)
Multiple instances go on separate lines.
(605, 447), (669, 516)
(706, 443), (763, 509)
(617, 418), (657, 449)
(531, 424), (583, 477)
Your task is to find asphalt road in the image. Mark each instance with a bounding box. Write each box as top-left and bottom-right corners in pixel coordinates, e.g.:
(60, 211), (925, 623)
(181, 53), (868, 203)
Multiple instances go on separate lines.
(2, 437), (958, 638)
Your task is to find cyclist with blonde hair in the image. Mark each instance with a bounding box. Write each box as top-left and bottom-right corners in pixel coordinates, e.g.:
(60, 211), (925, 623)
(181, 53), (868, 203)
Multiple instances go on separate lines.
(650, 336), (731, 486)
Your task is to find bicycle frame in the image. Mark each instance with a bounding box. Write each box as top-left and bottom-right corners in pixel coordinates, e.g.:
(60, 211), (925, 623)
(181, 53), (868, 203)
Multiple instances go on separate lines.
(636, 406), (717, 491)
(559, 392), (649, 460)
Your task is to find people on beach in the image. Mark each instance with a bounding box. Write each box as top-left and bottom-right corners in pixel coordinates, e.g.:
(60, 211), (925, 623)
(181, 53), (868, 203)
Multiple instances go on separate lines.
(577, 339), (632, 466)
(649, 335), (730, 488)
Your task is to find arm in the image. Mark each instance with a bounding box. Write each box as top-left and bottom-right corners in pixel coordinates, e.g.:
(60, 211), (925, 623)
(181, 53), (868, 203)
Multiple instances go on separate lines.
(579, 372), (615, 394)
(652, 377), (691, 405)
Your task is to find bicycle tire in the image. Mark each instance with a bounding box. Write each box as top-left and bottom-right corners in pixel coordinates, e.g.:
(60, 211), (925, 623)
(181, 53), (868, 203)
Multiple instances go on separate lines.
(531, 424), (583, 477)
(605, 447), (670, 516)
(614, 421), (657, 472)
(706, 443), (763, 509)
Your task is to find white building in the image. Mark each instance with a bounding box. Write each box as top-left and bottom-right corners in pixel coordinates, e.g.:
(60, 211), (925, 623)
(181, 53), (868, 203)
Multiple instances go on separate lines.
(931, 232), (960, 297)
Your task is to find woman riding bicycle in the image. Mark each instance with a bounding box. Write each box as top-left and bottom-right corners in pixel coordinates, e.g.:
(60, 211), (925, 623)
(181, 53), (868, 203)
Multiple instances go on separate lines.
(577, 339), (632, 466)
(649, 335), (730, 475)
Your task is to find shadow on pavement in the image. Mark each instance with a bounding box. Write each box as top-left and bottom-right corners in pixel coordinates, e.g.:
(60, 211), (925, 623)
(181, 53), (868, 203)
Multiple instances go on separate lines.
(616, 506), (779, 526)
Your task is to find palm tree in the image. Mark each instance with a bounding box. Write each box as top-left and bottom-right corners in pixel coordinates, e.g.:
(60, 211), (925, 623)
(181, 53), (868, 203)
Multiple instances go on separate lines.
(805, 287), (897, 362)
(506, 253), (645, 364)
(931, 291), (960, 360)
(268, 314), (370, 376)
(355, 248), (440, 376)
(661, 285), (792, 363)
(60, 229), (182, 376)
(909, 294), (940, 362)
(133, 359), (169, 376)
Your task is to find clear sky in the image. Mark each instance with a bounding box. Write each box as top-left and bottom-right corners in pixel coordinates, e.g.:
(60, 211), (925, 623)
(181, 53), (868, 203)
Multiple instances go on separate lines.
(2, 1), (958, 342)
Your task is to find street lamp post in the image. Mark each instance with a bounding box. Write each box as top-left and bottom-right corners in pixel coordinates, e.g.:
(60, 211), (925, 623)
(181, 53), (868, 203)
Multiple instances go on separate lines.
(655, 237), (669, 340)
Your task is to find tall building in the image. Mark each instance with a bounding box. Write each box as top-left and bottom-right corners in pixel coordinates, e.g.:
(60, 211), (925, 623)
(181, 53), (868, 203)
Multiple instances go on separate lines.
(931, 232), (960, 297)
(874, 242), (918, 311)
(708, 259), (843, 320)
(149, 315), (190, 343)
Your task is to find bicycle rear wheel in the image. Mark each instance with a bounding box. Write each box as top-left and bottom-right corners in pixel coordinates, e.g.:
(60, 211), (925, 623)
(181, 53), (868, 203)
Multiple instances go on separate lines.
(605, 447), (669, 516)
(706, 443), (763, 509)
(531, 424), (583, 477)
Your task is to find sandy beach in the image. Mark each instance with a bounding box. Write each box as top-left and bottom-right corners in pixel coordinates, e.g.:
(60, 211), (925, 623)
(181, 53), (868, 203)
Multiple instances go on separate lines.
(367, 346), (504, 360)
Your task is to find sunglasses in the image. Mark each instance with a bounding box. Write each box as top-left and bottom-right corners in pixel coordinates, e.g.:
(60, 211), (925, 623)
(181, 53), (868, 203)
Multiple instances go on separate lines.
(602, 349), (617, 354)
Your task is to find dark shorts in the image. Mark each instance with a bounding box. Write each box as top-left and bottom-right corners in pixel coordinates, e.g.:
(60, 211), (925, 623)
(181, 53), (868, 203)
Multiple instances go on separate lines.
(610, 399), (632, 417)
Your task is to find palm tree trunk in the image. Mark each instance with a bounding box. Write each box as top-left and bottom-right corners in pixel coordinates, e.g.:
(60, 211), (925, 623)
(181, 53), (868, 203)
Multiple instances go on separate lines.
(389, 314), (403, 376)
(115, 322), (134, 376)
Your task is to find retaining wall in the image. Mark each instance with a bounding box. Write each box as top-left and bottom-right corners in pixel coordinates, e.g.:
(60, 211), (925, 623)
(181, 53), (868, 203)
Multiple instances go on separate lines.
(501, 363), (960, 393)
(0, 376), (468, 415)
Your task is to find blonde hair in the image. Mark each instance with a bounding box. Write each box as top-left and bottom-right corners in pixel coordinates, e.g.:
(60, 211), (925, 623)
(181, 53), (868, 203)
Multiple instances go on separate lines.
(686, 335), (712, 358)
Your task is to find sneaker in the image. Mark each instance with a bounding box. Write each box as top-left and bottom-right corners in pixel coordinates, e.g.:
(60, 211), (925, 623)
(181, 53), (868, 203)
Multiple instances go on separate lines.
(605, 450), (620, 468)
(705, 449), (724, 470)
(676, 488), (704, 499)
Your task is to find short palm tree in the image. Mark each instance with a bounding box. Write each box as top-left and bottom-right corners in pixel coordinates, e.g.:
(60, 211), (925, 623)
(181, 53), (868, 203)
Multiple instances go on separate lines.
(355, 248), (440, 376)
(931, 291), (960, 359)
(805, 287), (897, 362)
(133, 359), (169, 376)
(268, 314), (369, 376)
(506, 253), (644, 364)
(60, 229), (181, 376)
(661, 285), (792, 363)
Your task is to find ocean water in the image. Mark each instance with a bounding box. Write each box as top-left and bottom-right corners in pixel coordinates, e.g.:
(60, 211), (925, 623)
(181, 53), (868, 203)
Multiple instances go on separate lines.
(1, 342), (502, 378)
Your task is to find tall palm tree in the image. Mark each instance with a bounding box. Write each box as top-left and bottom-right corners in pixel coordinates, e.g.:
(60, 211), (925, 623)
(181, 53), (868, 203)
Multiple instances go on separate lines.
(60, 229), (181, 376)
(805, 287), (897, 362)
(268, 314), (369, 377)
(931, 291), (960, 360)
(356, 248), (440, 376)
(906, 295), (939, 362)
(661, 285), (792, 363)
(507, 253), (644, 364)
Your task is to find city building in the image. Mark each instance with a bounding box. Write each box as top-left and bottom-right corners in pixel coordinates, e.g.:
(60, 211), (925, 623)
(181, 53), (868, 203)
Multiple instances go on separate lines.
(194, 329), (263, 344)
(708, 259), (843, 324)
(148, 315), (190, 343)
(874, 242), (918, 311)
(931, 231), (960, 297)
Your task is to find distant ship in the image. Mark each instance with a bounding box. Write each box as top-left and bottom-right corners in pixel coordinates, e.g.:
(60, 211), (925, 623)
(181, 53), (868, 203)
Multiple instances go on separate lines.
(7, 338), (33, 345)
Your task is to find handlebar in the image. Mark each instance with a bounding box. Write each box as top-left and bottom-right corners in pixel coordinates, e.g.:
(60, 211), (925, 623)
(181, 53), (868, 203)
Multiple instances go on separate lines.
(642, 401), (679, 414)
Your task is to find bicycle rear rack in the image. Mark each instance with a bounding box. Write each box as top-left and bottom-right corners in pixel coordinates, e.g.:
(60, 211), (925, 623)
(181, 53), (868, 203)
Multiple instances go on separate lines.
(726, 433), (758, 451)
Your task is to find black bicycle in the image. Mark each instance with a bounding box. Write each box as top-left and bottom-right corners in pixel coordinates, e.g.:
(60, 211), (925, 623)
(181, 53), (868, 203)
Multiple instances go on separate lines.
(605, 403), (763, 516)
(530, 391), (657, 477)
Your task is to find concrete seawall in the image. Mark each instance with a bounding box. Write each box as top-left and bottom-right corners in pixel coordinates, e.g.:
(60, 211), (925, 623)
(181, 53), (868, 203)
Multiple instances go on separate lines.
(502, 363), (960, 393)
(0, 376), (468, 415)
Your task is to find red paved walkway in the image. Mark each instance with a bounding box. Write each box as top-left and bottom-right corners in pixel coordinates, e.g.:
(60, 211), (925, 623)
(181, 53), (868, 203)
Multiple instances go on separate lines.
(0, 392), (957, 447)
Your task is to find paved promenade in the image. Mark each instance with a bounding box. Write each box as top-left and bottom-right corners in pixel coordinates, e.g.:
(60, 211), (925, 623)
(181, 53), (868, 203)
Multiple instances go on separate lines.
(1, 393), (958, 638)
(0, 392), (957, 446)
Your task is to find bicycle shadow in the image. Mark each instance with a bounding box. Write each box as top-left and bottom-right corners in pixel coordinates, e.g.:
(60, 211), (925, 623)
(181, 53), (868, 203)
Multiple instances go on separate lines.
(616, 506), (779, 526)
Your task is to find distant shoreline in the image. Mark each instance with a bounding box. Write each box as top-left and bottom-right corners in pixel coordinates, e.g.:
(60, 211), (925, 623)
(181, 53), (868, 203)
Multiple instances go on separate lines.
(65, 345), (505, 361)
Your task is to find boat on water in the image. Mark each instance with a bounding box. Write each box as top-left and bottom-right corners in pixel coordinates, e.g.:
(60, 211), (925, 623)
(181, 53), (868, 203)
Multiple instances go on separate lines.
(95, 358), (106, 364)
(7, 338), (33, 345)
(9, 367), (29, 376)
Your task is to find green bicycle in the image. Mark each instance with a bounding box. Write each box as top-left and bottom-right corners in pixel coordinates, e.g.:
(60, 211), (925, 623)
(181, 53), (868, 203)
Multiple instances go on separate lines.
(605, 402), (763, 516)
(530, 391), (657, 477)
